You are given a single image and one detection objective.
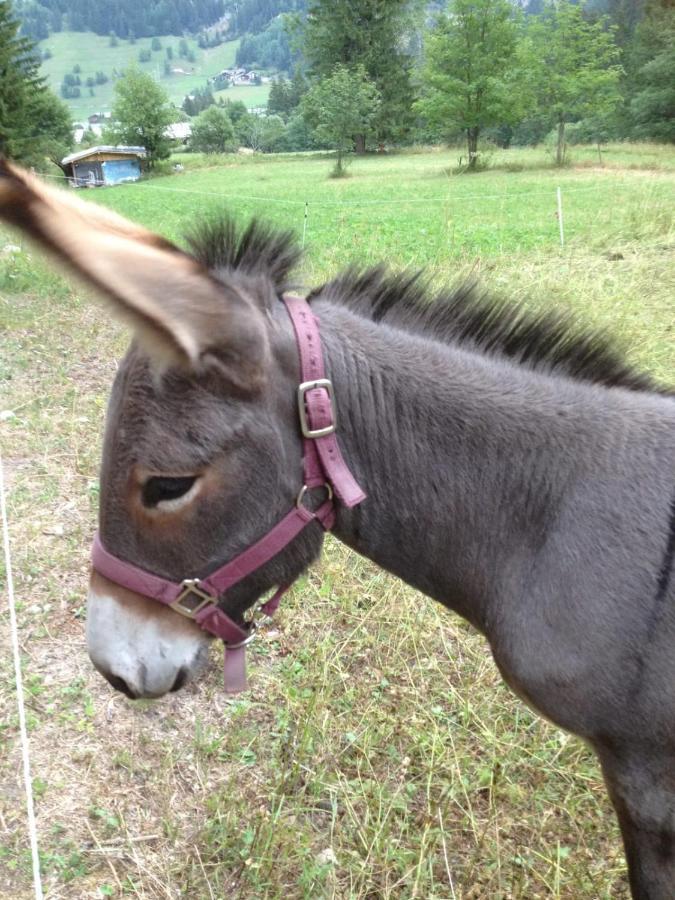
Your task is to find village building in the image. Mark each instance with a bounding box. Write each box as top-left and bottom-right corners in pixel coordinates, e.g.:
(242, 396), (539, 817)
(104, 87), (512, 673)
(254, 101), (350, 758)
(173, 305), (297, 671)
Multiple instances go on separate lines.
(60, 146), (147, 187)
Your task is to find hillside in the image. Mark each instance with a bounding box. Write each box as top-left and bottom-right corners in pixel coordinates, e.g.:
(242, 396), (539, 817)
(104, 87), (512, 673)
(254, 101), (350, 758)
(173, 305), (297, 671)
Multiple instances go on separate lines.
(16, 0), (227, 40)
(37, 32), (272, 120)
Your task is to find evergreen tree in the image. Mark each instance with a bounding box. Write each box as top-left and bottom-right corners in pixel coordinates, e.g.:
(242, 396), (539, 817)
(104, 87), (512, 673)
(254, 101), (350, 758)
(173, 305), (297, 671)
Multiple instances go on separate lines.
(302, 0), (415, 150)
(627, 1), (675, 140)
(108, 67), (175, 165)
(0, 0), (72, 164)
(267, 76), (292, 118)
(288, 66), (307, 109)
(10, 0), (228, 41)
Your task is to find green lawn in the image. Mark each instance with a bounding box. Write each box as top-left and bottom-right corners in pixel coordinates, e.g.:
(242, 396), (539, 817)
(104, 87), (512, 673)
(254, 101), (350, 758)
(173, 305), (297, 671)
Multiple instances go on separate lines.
(214, 82), (271, 109)
(1, 146), (674, 899)
(38, 32), (267, 119)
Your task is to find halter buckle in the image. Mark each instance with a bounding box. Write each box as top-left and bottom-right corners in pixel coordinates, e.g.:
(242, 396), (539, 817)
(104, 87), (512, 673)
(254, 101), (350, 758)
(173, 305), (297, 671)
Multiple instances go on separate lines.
(171, 579), (214, 619)
(297, 378), (336, 438)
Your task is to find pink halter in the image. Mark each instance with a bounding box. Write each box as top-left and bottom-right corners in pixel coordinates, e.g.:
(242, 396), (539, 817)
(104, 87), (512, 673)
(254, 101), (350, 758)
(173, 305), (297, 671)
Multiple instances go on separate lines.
(91, 294), (366, 692)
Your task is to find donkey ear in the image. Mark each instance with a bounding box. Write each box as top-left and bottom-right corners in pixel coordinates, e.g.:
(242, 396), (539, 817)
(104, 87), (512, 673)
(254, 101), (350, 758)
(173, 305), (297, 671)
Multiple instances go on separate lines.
(0, 160), (268, 388)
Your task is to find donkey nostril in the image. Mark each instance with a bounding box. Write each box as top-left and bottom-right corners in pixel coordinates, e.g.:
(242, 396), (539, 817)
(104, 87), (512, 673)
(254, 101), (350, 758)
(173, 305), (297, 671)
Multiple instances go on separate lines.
(106, 672), (139, 700)
(170, 667), (188, 693)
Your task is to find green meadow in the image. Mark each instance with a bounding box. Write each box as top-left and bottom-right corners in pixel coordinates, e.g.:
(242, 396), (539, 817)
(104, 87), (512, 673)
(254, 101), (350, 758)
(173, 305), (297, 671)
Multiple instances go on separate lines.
(1, 146), (674, 899)
(38, 32), (269, 119)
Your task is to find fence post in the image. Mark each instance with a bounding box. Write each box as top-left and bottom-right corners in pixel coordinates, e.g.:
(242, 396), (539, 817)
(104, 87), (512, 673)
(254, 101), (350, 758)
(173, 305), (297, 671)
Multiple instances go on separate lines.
(301, 201), (309, 249)
(556, 187), (564, 249)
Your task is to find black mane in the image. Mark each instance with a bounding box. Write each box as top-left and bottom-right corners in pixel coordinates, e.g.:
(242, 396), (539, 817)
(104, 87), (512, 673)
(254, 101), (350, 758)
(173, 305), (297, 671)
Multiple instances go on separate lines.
(186, 215), (302, 293)
(313, 266), (671, 395)
(186, 215), (668, 395)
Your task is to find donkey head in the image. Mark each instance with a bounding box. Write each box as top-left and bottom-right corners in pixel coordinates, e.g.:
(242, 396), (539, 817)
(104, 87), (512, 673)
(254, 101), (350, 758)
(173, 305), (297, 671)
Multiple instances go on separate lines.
(0, 162), (325, 698)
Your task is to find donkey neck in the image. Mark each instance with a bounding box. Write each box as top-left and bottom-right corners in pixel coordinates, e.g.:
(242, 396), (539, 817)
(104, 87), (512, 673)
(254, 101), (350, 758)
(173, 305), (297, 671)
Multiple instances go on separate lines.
(310, 300), (619, 633)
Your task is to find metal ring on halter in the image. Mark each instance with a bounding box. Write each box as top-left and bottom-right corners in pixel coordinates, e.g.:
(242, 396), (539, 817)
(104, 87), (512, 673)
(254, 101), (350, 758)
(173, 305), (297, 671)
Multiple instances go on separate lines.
(296, 482), (333, 509)
(226, 620), (258, 649)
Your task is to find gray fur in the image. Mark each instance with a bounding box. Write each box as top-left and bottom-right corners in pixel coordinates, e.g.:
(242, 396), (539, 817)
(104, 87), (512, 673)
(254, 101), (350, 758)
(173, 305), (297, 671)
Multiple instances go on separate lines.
(93, 219), (675, 899)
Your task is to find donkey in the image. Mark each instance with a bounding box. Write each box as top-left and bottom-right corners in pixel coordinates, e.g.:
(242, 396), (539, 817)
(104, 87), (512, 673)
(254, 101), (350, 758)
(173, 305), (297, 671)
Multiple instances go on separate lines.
(1, 160), (674, 898)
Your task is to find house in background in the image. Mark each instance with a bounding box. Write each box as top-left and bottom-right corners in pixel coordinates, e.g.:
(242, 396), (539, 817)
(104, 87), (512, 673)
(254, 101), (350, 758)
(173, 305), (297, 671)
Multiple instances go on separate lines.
(165, 122), (192, 143)
(61, 146), (147, 187)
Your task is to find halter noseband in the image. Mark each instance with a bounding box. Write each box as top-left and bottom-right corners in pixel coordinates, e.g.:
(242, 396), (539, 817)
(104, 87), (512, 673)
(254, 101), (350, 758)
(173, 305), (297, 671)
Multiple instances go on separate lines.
(90, 294), (366, 692)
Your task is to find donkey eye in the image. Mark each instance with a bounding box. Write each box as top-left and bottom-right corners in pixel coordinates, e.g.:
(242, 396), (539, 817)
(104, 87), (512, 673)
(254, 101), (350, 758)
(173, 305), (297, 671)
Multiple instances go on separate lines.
(142, 476), (198, 508)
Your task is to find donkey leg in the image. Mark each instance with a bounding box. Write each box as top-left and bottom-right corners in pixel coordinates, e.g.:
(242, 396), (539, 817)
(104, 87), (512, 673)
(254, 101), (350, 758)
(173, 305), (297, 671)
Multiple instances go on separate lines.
(598, 746), (675, 900)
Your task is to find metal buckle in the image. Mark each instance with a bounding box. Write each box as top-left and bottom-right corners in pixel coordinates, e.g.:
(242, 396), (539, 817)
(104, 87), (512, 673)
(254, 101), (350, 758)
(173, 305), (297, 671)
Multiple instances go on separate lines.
(297, 378), (336, 439)
(170, 579), (214, 619)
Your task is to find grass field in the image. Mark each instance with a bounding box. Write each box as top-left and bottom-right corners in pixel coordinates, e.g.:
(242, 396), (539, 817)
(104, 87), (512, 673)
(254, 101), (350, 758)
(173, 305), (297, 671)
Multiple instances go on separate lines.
(1, 145), (674, 899)
(38, 32), (269, 119)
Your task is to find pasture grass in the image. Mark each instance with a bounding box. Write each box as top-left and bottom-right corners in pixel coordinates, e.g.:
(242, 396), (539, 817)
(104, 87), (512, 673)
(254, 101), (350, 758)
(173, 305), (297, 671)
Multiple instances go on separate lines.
(37, 32), (268, 119)
(0, 144), (674, 899)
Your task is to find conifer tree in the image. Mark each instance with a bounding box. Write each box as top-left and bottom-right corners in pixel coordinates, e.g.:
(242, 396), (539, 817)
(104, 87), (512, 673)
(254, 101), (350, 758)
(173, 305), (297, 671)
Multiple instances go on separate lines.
(302, 0), (415, 150)
(627, 0), (675, 140)
(0, 0), (71, 165)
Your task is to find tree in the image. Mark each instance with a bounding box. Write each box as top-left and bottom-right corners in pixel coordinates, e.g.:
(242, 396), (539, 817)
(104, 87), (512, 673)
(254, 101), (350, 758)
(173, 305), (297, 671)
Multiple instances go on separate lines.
(267, 76), (292, 118)
(0, 0), (72, 166)
(301, 65), (381, 175)
(527, 0), (623, 165)
(236, 113), (287, 153)
(417, 0), (525, 171)
(190, 106), (236, 153)
(302, 0), (415, 150)
(626, 2), (675, 141)
(108, 67), (176, 166)
(20, 84), (72, 171)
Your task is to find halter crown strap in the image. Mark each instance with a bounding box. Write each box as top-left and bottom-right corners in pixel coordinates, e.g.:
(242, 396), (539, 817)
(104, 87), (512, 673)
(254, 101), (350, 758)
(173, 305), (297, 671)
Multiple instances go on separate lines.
(90, 294), (365, 692)
(284, 295), (366, 508)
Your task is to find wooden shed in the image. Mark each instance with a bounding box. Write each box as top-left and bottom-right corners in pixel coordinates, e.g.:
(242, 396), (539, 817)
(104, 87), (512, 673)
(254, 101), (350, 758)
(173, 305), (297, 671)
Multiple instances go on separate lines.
(61, 146), (147, 187)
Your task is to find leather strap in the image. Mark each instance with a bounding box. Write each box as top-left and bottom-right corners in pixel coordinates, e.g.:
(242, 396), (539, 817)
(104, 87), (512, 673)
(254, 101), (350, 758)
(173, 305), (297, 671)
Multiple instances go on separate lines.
(90, 294), (365, 693)
(284, 295), (366, 508)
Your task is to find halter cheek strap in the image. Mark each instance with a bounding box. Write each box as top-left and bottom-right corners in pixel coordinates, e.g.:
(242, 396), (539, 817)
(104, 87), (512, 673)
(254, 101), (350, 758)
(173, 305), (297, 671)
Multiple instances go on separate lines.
(90, 294), (366, 693)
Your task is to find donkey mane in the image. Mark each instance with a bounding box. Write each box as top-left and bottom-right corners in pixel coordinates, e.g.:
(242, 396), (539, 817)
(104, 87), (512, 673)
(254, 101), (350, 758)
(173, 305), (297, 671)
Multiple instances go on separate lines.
(186, 215), (669, 396)
(186, 216), (302, 293)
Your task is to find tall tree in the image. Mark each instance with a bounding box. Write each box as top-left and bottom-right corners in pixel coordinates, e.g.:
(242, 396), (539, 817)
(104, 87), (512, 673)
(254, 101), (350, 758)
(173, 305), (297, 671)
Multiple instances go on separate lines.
(108, 67), (175, 165)
(417, 0), (525, 170)
(527, 0), (623, 165)
(0, 0), (71, 165)
(627, 0), (675, 140)
(301, 64), (380, 175)
(301, 0), (415, 151)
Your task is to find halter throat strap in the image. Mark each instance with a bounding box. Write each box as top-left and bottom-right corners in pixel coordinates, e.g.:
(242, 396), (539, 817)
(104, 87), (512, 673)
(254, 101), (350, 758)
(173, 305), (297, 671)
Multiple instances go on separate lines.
(91, 294), (365, 692)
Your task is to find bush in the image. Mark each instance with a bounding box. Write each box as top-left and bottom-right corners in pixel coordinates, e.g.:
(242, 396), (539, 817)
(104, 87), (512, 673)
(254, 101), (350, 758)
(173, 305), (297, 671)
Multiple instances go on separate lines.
(190, 106), (236, 154)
